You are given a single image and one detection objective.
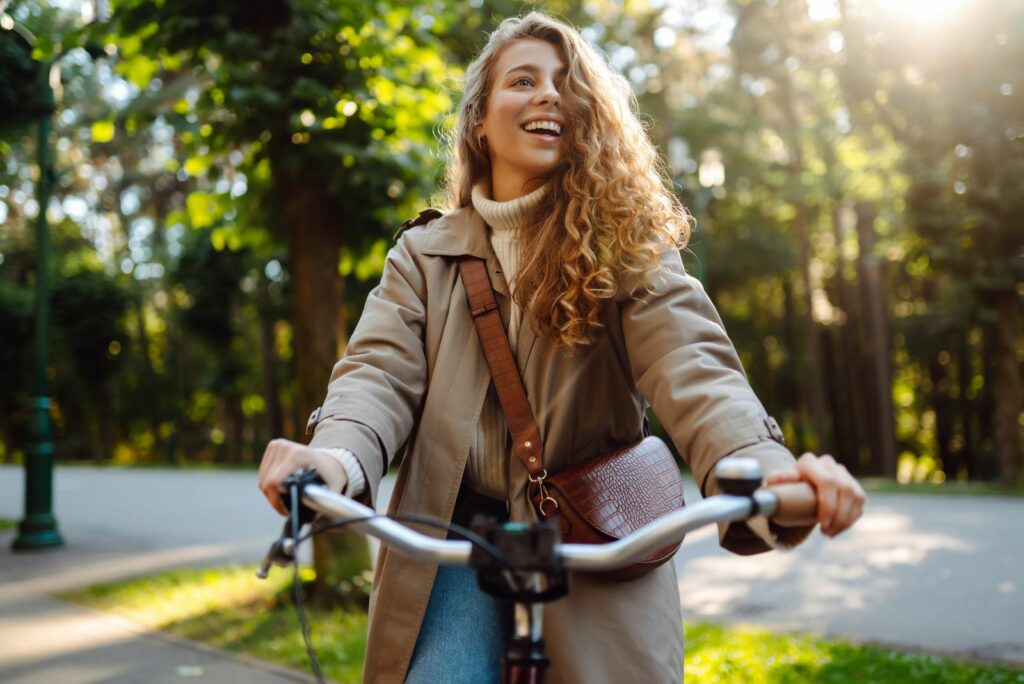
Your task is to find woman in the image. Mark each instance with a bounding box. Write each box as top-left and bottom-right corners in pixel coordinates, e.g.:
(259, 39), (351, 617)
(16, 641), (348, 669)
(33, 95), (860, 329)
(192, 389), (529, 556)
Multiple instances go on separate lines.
(259, 12), (865, 683)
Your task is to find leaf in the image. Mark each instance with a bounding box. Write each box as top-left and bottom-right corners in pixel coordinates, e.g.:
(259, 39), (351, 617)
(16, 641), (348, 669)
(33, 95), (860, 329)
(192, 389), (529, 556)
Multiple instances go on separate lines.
(90, 120), (116, 143)
(186, 192), (220, 229)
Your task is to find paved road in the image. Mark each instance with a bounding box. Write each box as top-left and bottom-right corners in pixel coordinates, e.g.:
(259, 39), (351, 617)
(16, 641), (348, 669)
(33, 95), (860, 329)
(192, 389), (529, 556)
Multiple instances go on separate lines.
(673, 483), (1024, 665)
(0, 466), (313, 684)
(1, 465), (1022, 683)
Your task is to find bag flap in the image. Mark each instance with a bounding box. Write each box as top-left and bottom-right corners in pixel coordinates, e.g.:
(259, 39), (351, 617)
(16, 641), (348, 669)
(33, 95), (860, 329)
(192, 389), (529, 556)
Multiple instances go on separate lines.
(546, 436), (684, 540)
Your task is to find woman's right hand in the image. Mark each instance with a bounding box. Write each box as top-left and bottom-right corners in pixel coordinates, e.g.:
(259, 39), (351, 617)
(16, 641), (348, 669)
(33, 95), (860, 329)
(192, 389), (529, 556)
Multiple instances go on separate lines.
(258, 438), (348, 516)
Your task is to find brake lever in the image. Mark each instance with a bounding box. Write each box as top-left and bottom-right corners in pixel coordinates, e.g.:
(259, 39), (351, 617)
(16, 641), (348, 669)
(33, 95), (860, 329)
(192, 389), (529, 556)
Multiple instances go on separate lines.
(256, 520), (298, 579)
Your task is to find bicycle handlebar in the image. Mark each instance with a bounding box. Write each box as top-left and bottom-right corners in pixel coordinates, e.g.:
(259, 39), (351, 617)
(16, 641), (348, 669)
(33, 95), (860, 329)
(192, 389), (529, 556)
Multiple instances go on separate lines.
(281, 458), (817, 573)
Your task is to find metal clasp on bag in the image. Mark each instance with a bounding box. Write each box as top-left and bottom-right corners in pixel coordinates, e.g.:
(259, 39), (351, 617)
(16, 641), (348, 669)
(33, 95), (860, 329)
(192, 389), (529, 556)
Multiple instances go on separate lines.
(528, 469), (559, 517)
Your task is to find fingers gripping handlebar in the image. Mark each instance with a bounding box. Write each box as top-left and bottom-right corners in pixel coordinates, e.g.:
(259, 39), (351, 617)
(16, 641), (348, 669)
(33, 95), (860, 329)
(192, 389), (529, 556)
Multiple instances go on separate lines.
(256, 469), (326, 580)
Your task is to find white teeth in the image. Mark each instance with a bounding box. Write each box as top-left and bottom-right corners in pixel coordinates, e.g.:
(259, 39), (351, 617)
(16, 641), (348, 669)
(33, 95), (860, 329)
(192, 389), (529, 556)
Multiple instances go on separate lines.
(523, 120), (562, 135)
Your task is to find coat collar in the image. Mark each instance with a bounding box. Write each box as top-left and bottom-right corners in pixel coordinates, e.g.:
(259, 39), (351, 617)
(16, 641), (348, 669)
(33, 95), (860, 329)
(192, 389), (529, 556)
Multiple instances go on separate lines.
(419, 204), (492, 260)
(420, 204), (540, 374)
(420, 204), (508, 299)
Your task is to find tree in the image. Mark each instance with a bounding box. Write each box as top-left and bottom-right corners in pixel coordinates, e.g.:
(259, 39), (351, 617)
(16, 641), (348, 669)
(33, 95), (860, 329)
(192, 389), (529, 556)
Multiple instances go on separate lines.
(106, 0), (455, 600)
(837, 0), (1023, 484)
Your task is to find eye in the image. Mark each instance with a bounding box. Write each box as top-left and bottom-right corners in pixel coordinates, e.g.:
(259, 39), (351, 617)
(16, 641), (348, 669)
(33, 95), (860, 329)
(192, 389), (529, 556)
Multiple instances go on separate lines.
(513, 77), (534, 87)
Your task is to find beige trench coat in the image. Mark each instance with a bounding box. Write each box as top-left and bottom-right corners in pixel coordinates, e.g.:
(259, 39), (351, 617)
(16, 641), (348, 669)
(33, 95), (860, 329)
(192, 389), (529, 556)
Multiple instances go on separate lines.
(308, 205), (809, 683)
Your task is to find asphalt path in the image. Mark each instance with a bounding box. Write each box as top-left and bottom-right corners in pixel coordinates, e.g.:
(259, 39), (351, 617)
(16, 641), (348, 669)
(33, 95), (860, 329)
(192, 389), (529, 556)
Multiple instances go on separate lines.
(0, 465), (1022, 683)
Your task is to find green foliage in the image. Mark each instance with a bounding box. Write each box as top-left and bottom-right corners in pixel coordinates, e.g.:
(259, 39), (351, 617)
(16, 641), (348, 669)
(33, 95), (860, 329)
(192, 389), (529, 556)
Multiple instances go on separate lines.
(0, 279), (34, 406)
(0, 0), (1018, 480)
(52, 267), (130, 388)
(109, 0), (457, 253)
(173, 227), (248, 354)
(0, 24), (42, 134)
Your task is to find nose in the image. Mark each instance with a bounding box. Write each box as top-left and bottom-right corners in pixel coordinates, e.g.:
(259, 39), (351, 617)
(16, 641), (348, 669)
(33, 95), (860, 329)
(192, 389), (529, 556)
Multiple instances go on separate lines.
(534, 79), (561, 108)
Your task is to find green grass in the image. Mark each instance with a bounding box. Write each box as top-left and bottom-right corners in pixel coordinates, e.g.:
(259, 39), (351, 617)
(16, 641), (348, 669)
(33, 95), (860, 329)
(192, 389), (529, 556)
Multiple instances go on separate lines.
(61, 566), (368, 683)
(0, 518), (15, 532)
(685, 623), (1023, 683)
(62, 566), (1024, 684)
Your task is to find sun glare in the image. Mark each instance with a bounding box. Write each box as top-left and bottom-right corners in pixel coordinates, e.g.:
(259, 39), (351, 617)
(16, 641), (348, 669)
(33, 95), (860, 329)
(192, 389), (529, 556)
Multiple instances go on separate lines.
(876, 0), (968, 31)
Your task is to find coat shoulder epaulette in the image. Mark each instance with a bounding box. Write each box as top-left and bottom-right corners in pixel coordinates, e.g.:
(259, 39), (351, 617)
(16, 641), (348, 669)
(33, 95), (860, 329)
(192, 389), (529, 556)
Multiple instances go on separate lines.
(393, 208), (444, 241)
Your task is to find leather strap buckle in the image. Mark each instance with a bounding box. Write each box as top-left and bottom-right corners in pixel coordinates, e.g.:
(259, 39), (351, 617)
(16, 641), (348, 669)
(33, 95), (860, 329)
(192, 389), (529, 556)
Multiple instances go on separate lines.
(470, 300), (498, 317)
(528, 469), (559, 517)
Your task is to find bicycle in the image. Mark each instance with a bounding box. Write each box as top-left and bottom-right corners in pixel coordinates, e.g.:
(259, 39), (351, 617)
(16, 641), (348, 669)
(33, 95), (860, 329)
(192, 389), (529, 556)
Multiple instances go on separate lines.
(257, 458), (818, 684)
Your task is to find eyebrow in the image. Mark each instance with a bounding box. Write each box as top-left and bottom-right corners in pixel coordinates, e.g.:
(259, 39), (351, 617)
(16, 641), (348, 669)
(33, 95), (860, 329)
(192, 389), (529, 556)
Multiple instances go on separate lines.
(503, 63), (568, 79)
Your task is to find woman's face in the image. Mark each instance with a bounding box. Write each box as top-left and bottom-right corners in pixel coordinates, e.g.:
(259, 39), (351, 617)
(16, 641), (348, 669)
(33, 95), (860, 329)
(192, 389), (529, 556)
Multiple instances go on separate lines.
(478, 39), (567, 200)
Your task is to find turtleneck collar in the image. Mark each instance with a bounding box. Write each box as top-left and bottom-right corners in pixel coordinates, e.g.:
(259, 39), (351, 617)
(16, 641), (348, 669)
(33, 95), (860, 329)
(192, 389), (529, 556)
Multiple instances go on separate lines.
(471, 182), (548, 233)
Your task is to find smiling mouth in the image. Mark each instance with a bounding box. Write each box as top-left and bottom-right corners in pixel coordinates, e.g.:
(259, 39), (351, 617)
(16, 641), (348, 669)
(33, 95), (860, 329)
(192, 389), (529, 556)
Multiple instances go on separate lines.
(522, 120), (563, 137)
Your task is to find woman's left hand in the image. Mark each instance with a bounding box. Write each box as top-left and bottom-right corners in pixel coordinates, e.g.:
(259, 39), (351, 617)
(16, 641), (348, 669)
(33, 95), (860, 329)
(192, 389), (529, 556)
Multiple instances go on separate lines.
(766, 453), (866, 537)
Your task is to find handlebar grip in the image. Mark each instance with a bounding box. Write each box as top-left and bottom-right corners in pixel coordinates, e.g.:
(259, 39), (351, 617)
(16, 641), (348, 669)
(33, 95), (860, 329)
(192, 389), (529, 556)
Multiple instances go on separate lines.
(763, 482), (818, 527)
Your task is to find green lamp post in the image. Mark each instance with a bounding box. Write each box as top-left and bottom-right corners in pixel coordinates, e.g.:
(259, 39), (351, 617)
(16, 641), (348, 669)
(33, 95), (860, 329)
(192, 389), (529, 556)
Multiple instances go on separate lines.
(8, 20), (105, 550)
(12, 40), (65, 550)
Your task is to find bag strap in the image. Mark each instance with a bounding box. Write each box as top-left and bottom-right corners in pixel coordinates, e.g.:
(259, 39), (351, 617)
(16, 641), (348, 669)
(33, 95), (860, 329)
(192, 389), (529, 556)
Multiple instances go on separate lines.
(457, 256), (545, 477)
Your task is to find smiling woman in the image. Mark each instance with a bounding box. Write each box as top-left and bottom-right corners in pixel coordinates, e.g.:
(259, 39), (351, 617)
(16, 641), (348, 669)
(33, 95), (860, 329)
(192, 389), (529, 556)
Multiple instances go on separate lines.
(258, 10), (866, 684)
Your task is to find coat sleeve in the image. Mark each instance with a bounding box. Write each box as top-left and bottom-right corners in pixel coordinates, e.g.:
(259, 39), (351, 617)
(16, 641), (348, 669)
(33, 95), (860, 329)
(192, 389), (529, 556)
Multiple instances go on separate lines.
(620, 248), (813, 554)
(307, 231), (429, 508)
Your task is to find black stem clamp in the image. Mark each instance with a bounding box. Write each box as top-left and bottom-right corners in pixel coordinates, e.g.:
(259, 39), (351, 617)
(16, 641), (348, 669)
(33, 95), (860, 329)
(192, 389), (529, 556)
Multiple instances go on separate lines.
(469, 516), (569, 603)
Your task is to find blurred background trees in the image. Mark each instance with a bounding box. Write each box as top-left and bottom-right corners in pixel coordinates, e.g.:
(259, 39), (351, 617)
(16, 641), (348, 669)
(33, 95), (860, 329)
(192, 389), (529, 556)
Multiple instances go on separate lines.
(1, 0), (1021, 485)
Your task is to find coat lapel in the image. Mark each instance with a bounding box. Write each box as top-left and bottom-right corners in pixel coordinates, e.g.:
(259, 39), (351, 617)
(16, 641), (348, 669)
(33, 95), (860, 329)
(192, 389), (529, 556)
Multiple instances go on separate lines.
(515, 315), (539, 374)
(419, 206), (510, 298)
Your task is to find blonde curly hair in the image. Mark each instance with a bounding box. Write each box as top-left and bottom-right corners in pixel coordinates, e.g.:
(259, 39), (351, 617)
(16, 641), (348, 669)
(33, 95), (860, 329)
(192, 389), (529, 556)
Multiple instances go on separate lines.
(444, 11), (691, 350)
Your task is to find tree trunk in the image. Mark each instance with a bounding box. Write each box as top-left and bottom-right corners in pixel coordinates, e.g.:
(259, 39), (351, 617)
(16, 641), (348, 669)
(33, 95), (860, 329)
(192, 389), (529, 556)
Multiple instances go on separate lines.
(276, 167), (371, 604)
(780, 274), (807, 450)
(822, 327), (850, 464)
(132, 292), (167, 459)
(929, 339), (955, 477)
(792, 200), (830, 453)
(224, 391), (245, 464)
(992, 291), (1022, 487)
(830, 203), (868, 471)
(258, 276), (284, 442)
(957, 330), (976, 479)
(854, 203), (898, 477)
(978, 324), (1000, 479)
(778, 70), (830, 454)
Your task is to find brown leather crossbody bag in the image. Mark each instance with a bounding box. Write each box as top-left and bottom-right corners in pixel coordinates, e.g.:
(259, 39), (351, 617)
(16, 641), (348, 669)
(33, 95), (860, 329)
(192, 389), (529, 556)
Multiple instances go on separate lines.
(458, 256), (684, 581)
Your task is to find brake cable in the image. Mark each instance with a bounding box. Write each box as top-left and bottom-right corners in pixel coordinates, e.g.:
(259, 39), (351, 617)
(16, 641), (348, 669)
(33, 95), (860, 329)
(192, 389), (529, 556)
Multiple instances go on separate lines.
(279, 480), (512, 683)
(288, 482), (325, 683)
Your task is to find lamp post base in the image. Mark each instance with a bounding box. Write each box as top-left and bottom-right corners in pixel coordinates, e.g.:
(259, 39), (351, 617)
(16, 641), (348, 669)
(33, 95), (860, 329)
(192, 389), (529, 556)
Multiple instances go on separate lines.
(12, 514), (64, 550)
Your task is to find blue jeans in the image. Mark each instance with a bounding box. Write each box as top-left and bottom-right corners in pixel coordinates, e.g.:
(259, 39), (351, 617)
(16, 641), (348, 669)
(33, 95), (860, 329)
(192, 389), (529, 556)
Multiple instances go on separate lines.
(405, 565), (511, 683)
